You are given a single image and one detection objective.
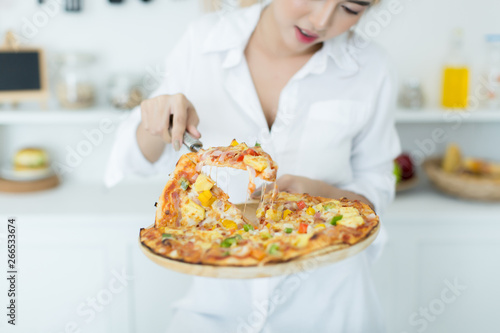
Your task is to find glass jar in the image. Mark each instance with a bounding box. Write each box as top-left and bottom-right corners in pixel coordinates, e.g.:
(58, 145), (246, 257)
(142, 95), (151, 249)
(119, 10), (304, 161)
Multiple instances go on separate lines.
(56, 53), (96, 109)
(108, 74), (144, 110)
(399, 78), (425, 110)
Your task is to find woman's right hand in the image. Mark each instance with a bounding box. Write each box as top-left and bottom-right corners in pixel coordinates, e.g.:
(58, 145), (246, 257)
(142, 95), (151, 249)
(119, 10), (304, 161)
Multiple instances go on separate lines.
(139, 93), (201, 151)
(137, 94), (201, 162)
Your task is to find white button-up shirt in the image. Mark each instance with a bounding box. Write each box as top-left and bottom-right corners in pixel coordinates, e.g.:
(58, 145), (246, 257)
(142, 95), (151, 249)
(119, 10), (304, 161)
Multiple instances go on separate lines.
(106, 4), (400, 333)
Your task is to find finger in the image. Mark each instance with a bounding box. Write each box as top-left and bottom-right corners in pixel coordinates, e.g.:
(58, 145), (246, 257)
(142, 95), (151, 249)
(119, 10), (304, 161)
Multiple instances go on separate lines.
(161, 126), (171, 143)
(186, 104), (201, 138)
(171, 97), (188, 151)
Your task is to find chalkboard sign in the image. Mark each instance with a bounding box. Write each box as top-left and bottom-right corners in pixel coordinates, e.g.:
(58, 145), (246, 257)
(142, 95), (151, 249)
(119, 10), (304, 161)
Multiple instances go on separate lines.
(0, 52), (42, 91)
(0, 32), (49, 108)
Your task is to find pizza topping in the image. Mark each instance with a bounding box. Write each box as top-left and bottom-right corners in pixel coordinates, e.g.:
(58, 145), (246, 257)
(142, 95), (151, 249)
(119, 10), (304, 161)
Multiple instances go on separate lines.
(260, 231), (272, 240)
(162, 233), (174, 240)
(255, 142), (261, 147)
(314, 224), (326, 230)
(198, 190), (216, 207)
(243, 224), (254, 232)
(193, 174), (214, 192)
(268, 243), (280, 255)
(179, 178), (190, 191)
(221, 219), (237, 230)
(297, 201), (307, 210)
(330, 215), (343, 226)
(285, 228), (293, 234)
(265, 208), (282, 222)
(298, 222), (308, 234)
(282, 209), (292, 219)
(220, 235), (241, 248)
(338, 216), (365, 228)
(180, 199), (206, 225)
(306, 207), (315, 216)
(292, 234), (310, 248)
(230, 139), (239, 146)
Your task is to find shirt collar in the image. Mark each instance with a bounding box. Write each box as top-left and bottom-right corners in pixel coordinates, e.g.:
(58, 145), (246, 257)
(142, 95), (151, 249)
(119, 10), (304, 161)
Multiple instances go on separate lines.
(202, 4), (360, 74)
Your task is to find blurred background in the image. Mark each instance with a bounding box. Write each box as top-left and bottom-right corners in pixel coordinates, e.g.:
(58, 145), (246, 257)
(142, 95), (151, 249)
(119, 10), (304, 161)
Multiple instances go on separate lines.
(0, 0), (499, 332)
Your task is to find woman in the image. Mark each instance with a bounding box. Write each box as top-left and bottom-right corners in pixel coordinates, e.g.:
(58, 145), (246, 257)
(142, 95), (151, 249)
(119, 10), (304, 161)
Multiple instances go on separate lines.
(106, 0), (400, 332)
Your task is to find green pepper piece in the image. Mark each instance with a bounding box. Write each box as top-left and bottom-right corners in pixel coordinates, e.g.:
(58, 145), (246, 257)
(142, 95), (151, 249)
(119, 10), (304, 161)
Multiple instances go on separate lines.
(255, 142), (261, 147)
(162, 233), (174, 240)
(220, 237), (237, 248)
(268, 243), (279, 255)
(243, 224), (254, 232)
(285, 228), (293, 234)
(330, 215), (343, 226)
(179, 178), (190, 191)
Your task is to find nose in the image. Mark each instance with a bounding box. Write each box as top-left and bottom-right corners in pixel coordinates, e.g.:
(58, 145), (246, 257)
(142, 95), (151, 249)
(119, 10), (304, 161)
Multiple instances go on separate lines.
(309, 0), (337, 31)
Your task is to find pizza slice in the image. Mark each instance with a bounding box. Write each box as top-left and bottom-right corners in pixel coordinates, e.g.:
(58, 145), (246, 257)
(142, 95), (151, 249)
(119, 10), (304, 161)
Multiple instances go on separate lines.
(154, 152), (253, 231)
(256, 191), (379, 245)
(197, 139), (278, 193)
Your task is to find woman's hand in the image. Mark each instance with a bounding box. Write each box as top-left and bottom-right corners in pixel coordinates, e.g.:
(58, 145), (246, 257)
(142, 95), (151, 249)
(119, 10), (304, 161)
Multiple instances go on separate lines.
(252, 174), (375, 211)
(137, 94), (201, 162)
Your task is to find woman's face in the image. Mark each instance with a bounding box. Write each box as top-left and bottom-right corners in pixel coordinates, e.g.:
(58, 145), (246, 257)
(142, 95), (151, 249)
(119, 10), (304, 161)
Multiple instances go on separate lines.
(270, 0), (373, 53)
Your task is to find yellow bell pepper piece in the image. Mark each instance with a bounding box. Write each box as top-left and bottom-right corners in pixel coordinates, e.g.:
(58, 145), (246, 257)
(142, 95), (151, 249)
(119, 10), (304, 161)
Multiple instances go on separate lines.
(314, 224), (326, 229)
(283, 209), (292, 219)
(222, 219), (237, 230)
(230, 139), (239, 146)
(198, 190), (216, 207)
(306, 207), (316, 216)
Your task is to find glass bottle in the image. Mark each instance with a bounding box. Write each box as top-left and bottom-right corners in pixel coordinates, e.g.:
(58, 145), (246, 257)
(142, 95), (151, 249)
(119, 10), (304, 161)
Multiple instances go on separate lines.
(483, 34), (500, 109)
(442, 29), (469, 109)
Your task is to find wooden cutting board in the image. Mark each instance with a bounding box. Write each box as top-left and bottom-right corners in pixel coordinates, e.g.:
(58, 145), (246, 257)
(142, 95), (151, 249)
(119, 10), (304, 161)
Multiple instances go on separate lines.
(0, 175), (59, 193)
(139, 202), (380, 279)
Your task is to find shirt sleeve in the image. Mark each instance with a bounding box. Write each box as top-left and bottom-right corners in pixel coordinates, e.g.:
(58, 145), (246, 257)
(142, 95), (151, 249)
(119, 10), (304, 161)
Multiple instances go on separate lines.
(338, 69), (401, 215)
(103, 24), (196, 188)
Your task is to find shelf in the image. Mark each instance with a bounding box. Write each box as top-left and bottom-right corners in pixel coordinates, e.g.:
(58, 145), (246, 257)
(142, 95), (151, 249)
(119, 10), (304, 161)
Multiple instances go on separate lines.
(1, 107), (500, 125)
(395, 108), (500, 123)
(0, 108), (129, 124)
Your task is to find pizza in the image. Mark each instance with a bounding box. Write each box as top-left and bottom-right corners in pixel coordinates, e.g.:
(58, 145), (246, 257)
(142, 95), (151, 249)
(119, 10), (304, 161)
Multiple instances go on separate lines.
(198, 139), (277, 193)
(140, 141), (379, 267)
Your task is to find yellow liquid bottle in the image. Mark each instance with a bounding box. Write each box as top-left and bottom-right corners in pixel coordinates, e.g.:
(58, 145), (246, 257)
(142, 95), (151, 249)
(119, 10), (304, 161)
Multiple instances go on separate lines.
(441, 29), (469, 109)
(442, 67), (469, 108)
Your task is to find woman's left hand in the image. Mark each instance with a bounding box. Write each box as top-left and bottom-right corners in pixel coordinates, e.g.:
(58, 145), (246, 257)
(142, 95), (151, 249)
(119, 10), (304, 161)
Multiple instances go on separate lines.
(251, 174), (375, 210)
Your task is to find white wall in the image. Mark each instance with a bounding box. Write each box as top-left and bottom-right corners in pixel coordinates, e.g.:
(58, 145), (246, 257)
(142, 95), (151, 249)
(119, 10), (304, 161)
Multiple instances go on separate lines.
(2, 0), (499, 107)
(0, 0), (202, 101)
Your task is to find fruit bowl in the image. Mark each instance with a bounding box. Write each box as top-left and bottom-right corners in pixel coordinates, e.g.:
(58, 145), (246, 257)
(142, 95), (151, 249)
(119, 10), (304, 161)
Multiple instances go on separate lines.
(423, 158), (500, 202)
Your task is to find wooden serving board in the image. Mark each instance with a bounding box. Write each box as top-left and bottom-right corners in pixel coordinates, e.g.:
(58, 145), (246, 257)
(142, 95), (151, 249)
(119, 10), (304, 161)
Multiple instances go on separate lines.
(139, 202), (380, 279)
(0, 174), (59, 193)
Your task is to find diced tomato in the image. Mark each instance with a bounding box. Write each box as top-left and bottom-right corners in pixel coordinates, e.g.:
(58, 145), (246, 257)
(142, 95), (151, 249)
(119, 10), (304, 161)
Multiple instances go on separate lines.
(247, 148), (259, 156)
(237, 154), (245, 162)
(297, 201), (306, 210)
(298, 223), (308, 234)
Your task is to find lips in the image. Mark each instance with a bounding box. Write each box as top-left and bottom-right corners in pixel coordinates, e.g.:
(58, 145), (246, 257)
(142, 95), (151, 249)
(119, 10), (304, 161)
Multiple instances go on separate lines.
(295, 26), (319, 44)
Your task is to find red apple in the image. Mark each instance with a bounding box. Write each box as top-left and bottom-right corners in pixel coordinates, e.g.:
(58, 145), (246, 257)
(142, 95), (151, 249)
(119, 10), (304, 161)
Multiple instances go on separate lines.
(395, 153), (414, 180)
